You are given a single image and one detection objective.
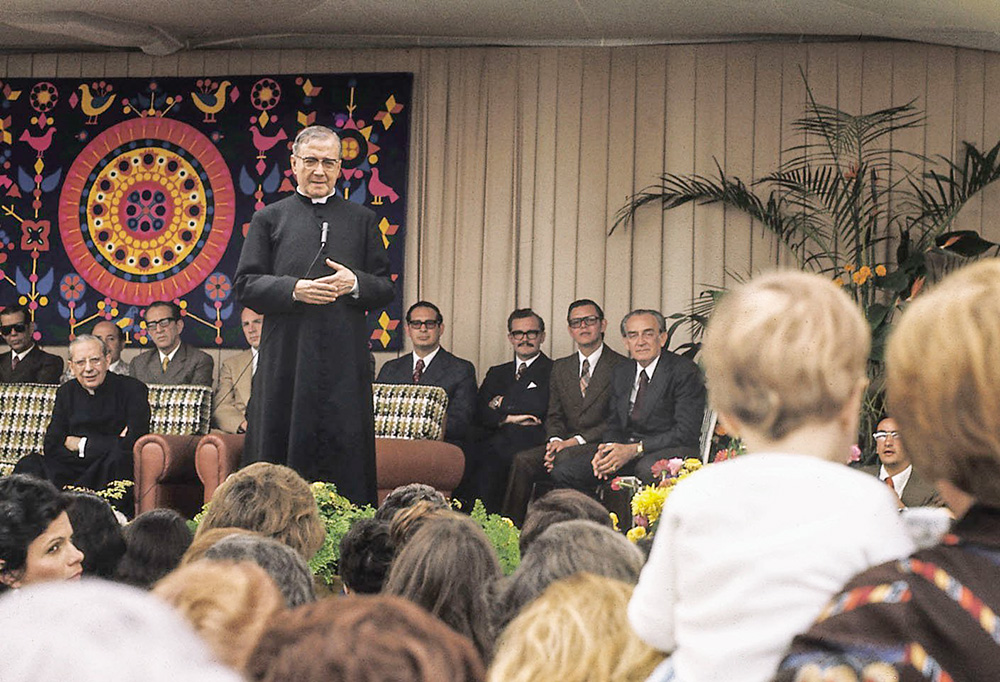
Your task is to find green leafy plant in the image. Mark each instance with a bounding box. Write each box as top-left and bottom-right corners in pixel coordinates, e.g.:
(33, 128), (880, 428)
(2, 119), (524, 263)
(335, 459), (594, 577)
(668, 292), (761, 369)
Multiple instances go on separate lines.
(468, 499), (520, 576)
(613, 78), (1000, 458)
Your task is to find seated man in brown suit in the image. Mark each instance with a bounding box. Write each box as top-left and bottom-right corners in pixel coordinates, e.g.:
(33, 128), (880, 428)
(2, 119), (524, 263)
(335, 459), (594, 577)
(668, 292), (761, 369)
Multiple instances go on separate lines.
(0, 303), (62, 384)
(213, 307), (263, 434)
(861, 415), (942, 508)
(501, 299), (626, 526)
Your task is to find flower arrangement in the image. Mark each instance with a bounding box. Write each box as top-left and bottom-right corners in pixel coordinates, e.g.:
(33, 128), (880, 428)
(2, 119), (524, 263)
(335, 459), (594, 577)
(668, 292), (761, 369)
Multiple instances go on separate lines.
(468, 499), (521, 576)
(612, 457), (703, 542)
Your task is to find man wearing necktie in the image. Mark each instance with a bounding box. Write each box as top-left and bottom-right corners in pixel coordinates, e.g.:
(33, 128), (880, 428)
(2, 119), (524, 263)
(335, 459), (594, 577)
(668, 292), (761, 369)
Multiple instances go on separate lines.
(468, 309), (554, 512)
(212, 307), (263, 434)
(377, 301), (477, 445)
(131, 301), (214, 387)
(550, 308), (706, 491)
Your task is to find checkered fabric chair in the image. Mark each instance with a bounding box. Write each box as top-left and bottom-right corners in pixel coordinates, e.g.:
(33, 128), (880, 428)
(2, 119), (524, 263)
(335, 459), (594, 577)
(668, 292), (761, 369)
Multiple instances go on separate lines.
(0, 383), (59, 476)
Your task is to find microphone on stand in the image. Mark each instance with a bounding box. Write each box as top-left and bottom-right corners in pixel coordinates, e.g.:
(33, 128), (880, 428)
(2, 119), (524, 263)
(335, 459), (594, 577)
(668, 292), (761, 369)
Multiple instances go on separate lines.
(320, 221), (329, 249)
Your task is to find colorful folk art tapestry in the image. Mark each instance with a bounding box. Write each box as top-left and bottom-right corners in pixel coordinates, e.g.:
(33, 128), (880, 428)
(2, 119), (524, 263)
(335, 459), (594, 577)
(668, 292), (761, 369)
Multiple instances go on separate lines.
(0, 73), (410, 350)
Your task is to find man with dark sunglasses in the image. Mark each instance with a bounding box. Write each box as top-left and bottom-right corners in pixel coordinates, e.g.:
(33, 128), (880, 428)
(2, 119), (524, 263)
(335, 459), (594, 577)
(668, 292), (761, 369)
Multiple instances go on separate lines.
(467, 308), (553, 512)
(377, 300), (476, 444)
(0, 303), (63, 384)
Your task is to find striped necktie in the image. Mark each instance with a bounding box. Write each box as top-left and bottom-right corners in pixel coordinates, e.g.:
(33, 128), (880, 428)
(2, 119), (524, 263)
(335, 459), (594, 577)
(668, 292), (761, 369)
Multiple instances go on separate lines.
(161, 356), (170, 373)
(580, 358), (590, 397)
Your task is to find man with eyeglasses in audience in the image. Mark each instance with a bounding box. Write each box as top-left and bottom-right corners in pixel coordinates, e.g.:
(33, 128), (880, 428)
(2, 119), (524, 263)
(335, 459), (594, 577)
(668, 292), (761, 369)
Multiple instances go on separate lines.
(0, 303), (63, 384)
(501, 299), (626, 526)
(464, 308), (553, 512)
(861, 416), (942, 508)
(131, 300), (213, 387)
(377, 301), (477, 445)
(235, 125), (394, 506)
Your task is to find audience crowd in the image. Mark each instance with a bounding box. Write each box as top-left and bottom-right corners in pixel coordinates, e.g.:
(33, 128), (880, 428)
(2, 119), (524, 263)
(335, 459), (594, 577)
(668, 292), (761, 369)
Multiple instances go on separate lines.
(1, 261), (998, 681)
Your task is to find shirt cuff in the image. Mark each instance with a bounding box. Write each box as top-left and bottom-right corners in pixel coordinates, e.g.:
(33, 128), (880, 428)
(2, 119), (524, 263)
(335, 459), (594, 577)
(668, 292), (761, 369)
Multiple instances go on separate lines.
(78, 436), (88, 458)
(574, 435), (586, 445)
(349, 278), (360, 299)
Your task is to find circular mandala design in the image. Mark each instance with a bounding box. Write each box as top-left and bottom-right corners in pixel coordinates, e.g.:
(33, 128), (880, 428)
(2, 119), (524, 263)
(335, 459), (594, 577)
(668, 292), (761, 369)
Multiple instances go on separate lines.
(30, 82), (59, 112)
(59, 117), (235, 305)
(338, 129), (368, 170)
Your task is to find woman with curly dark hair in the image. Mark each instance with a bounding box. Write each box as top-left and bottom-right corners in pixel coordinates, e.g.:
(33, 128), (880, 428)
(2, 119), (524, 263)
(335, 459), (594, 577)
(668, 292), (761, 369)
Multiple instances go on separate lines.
(0, 474), (83, 590)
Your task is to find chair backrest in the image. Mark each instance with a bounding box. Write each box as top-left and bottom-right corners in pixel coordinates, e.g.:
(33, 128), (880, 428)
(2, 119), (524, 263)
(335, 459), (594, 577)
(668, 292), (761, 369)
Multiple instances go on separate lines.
(0, 383), (212, 475)
(372, 383), (449, 440)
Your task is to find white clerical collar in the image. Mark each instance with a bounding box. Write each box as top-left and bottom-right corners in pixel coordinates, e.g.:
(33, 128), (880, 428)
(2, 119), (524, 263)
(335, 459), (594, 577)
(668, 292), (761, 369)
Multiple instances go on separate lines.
(13, 345), (36, 363)
(158, 344), (181, 365)
(636, 354), (660, 383)
(296, 187), (338, 204)
(414, 347), (441, 370)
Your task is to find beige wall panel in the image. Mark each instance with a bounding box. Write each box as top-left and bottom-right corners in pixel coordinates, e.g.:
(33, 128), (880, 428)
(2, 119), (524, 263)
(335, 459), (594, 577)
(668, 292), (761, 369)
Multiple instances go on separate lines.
(661, 46), (696, 324)
(33, 54), (58, 78)
(924, 46), (957, 166)
(126, 53), (155, 77)
(478, 49), (519, 369)
(953, 49), (986, 234)
(104, 53), (130, 78)
(177, 51), (205, 77)
(55, 54), (82, 78)
(530, 50), (561, 356)
(777, 45), (810, 269)
(749, 44), (784, 273)
(722, 44), (756, 288)
(602, 47), (637, 340)
(7, 54), (34, 77)
(276, 50), (307, 74)
(630, 46), (667, 320)
(691, 45), (726, 305)
(550, 48), (585, 351)
(248, 50), (282, 74)
(514, 51), (541, 329)
(574, 49), (611, 312)
(836, 44), (862, 117)
(79, 54), (108, 78)
(981, 53), (1000, 245)
(228, 51), (252, 75)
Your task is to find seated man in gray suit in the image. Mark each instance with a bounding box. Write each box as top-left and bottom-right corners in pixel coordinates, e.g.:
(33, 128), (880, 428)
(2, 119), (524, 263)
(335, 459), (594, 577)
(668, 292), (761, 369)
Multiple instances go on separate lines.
(550, 308), (706, 492)
(862, 415), (942, 508)
(213, 307), (263, 434)
(131, 300), (213, 387)
(501, 299), (626, 525)
(376, 301), (477, 444)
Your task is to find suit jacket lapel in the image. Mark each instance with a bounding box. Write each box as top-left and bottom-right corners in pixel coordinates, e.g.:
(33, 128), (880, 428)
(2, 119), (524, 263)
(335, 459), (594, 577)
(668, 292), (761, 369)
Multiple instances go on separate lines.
(422, 349), (449, 383)
(581, 347), (615, 410)
(633, 356), (669, 423)
(236, 349), (253, 403)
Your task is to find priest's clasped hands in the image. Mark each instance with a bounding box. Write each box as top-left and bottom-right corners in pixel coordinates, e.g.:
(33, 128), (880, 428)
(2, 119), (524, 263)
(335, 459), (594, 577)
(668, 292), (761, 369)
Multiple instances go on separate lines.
(293, 259), (358, 304)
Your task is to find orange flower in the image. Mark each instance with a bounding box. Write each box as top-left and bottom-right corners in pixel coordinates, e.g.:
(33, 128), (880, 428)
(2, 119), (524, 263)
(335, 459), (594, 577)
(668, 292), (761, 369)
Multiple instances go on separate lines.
(833, 277), (845, 287)
(852, 271), (865, 285)
(843, 263), (857, 273)
(875, 264), (887, 277)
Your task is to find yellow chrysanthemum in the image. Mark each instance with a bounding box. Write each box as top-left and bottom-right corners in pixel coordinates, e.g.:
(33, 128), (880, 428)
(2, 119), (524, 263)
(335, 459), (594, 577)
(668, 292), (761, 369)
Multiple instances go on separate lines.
(875, 264), (887, 277)
(626, 526), (647, 543)
(631, 485), (670, 524)
(843, 263), (857, 273)
(852, 270), (865, 285)
(609, 512), (620, 531)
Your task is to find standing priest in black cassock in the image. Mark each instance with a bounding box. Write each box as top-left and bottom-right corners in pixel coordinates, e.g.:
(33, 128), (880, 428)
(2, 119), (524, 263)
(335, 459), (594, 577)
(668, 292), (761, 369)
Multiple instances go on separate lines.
(235, 125), (394, 505)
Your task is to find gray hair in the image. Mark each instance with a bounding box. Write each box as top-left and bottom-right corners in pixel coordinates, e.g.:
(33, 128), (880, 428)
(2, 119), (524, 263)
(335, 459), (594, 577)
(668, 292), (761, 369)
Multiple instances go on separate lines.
(620, 309), (667, 336)
(0, 580), (242, 682)
(292, 125), (341, 156)
(69, 333), (108, 357)
(492, 520), (644, 633)
(203, 534), (316, 608)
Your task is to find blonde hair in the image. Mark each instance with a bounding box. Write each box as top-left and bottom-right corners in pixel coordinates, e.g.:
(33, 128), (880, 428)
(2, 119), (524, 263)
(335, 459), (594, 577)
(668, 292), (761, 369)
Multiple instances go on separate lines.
(196, 463), (325, 560)
(154, 560), (285, 672)
(181, 527), (259, 566)
(489, 573), (664, 682)
(702, 270), (869, 440)
(887, 259), (1000, 504)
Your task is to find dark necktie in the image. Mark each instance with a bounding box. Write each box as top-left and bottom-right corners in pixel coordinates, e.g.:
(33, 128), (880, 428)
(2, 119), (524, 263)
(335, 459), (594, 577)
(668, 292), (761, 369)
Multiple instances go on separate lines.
(580, 358), (590, 397)
(515, 362), (525, 382)
(413, 358), (424, 383)
(630, 370), (649, 421)
(11, 355), (19, 372)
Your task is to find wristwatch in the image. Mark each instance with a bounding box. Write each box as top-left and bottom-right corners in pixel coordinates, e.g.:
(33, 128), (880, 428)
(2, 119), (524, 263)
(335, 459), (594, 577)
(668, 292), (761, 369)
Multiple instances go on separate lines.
(636, 440), (644, 456)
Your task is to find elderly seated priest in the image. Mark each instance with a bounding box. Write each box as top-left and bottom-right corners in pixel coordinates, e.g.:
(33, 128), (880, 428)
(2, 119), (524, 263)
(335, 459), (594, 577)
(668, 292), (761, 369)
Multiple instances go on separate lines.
(15, 334), (150, 492)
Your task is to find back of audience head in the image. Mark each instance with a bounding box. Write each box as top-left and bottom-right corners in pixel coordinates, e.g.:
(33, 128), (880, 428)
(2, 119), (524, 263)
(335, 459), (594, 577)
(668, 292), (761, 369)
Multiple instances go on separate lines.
(115, 507), (193, 589)
(64, 491), (126, 579)
(246, 594), (486, 682)
(384, 512), (501, 661)
(375, 482), (449, 522)
(338, 517), (394, 594)
(196, 462), (326, 560)
(389, 498), (453, 549)
(154, 560), (285, 672)
(0, 580), (242, 682)
(489, 573), (665, 682)
(887, 259), (1000, 512)
(519, 489), (613, 554)
(0, 474), (82, 591)
(494, 519), (644, 633)
(702, 270), (869, 457)
(182, 526), (259, 565)
(204, 533), (316, 607)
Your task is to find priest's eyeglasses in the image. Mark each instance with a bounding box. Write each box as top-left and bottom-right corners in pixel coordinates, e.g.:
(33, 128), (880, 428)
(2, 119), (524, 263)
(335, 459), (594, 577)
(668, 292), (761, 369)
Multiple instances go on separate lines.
(509, 329), (542, 340)
(407, 320), (441, 330)
(296, 155), (342, 171)
(873, 430), (901, 441)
